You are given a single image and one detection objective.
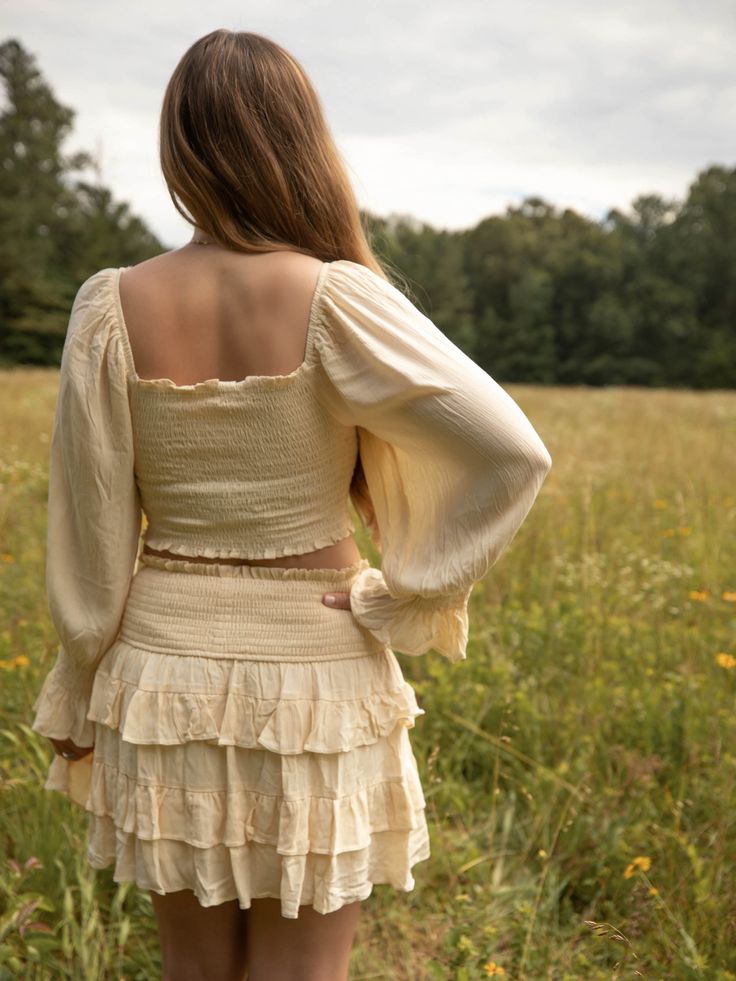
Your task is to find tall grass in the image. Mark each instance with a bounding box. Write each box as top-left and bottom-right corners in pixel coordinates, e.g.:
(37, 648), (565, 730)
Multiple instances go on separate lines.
(1, 370), (734, 979)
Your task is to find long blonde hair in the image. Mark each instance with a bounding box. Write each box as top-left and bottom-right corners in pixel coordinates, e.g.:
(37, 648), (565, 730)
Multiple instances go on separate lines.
(159, 29), (386, 541)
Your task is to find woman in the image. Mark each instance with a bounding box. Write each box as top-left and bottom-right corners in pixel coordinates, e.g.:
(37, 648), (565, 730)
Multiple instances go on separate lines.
(29, 28), (552, 981)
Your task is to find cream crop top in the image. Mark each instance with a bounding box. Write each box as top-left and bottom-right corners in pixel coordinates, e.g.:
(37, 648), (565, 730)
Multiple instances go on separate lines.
(31, 257), (553, 748)
(129, 261), (360, 560)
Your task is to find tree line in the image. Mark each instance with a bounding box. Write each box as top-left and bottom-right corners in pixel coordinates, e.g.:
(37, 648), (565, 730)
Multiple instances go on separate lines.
(1, 37), (734, 388)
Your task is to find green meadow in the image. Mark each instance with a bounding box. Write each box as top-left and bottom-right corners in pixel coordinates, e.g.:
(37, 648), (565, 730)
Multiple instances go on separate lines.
(1, 368), (734, 980)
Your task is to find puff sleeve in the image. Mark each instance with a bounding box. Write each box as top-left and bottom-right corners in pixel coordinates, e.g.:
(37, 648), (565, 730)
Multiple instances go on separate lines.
(30, 269), (143, 749)
(313, 259), (552, 663)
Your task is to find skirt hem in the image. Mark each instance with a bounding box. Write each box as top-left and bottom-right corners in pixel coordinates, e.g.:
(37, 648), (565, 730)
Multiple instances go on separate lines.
(86, 815), (432, 919)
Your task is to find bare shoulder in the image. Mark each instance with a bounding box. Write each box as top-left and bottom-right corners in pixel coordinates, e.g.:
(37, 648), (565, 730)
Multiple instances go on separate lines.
(256, 251), (325, 307)
(120, 249), (175, 279)
(117, 250), (175, 303)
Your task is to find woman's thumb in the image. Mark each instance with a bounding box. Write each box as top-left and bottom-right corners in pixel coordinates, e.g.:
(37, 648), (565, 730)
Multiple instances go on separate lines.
(322, 591), (350, 609)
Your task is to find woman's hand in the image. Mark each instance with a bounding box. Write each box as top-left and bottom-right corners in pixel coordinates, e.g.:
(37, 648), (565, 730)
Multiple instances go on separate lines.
(49, 737), (94, 761)
(322, 591), (352, 610)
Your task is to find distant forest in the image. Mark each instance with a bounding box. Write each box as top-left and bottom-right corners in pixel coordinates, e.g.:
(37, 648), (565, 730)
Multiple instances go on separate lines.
(1, 37), (734, 388)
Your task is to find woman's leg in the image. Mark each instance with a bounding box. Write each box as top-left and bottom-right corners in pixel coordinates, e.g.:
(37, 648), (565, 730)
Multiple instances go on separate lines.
(245, 898), (361, 981)
(150, 889), (249, 981)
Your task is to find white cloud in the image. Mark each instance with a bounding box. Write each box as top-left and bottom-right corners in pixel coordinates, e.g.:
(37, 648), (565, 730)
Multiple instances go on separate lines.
(4, 0), (734, 247)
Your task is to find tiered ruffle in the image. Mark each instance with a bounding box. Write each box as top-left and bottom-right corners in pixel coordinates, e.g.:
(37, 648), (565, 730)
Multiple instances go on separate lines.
(85, 641), (423, 754)
(87, 815), (431, 917)
(86, 713), (427, 852)
(82, 642), (429, 917)
(38, 556), (433, 918)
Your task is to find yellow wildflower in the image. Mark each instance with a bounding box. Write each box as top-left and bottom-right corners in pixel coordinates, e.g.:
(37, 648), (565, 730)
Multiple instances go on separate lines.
(678, 526), (691, 535)
(654, 499), (668, 509)
(648, 886), (659, 896)
(1, 553), (15, 563)
(623, 856), (652, 878)
(483, 963), (507, 977)
(722, 591), (736, 602)
(538, 848), (547, 858)
(688, 590), (709, 601)
(716, 653), (736, 670)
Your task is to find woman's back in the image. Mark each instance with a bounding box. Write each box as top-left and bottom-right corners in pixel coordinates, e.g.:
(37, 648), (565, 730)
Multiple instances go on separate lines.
(118, 247), (325, 389)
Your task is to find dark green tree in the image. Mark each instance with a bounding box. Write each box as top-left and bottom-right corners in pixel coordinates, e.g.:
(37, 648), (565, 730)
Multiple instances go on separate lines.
(0, 38), (162, 364)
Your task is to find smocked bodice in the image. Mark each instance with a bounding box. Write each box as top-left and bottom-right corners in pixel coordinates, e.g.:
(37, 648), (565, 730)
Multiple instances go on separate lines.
(130, 367), (359, 559)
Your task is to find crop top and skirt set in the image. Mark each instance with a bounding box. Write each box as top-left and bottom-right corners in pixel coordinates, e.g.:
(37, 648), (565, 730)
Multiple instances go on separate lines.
(30, 258), (552, 919)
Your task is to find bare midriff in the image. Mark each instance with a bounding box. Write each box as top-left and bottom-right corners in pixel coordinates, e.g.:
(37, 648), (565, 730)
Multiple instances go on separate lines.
(141, 533), (363, 570)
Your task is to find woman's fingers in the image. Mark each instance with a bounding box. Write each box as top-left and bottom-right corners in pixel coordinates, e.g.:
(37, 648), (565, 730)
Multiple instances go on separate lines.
(322, 590), (352, 610)
(50, 737), (94, 761)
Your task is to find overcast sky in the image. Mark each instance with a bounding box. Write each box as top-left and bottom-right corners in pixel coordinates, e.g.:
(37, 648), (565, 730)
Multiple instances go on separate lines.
(4, 0), (735, 248)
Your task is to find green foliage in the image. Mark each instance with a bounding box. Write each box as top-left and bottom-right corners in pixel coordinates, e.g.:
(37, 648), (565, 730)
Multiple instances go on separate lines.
(0, 38), (163, 366)
(369, 177), (736, 390)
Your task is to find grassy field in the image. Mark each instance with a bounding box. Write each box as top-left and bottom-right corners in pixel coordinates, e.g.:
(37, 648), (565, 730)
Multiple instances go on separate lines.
(0, 367), (734, 980)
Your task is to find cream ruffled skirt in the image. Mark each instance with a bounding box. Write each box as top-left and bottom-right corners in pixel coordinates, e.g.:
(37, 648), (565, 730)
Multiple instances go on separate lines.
(42, 554), (430, 919)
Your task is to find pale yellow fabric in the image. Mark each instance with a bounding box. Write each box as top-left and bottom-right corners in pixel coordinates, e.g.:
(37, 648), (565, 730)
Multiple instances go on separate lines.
(53, 556), (431, 917)
(31, 257), (551, 748)
(29, 257), (551, 914)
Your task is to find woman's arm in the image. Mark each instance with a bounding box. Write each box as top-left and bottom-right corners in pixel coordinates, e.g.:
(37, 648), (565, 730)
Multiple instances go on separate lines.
(31, 270), (142, 753)
(314, 259), (552, 662)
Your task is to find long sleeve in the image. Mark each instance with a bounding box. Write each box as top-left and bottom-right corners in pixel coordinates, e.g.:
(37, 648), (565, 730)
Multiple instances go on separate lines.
(313, 259), (552, 663)
(30, 269), (143, 748)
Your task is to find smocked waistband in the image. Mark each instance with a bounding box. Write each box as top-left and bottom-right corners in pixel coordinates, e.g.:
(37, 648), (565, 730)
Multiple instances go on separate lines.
(120, 555), (385, 662)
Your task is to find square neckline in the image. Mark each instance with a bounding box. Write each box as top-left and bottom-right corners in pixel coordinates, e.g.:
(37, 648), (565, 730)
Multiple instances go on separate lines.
(110, 260), (333, 392)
